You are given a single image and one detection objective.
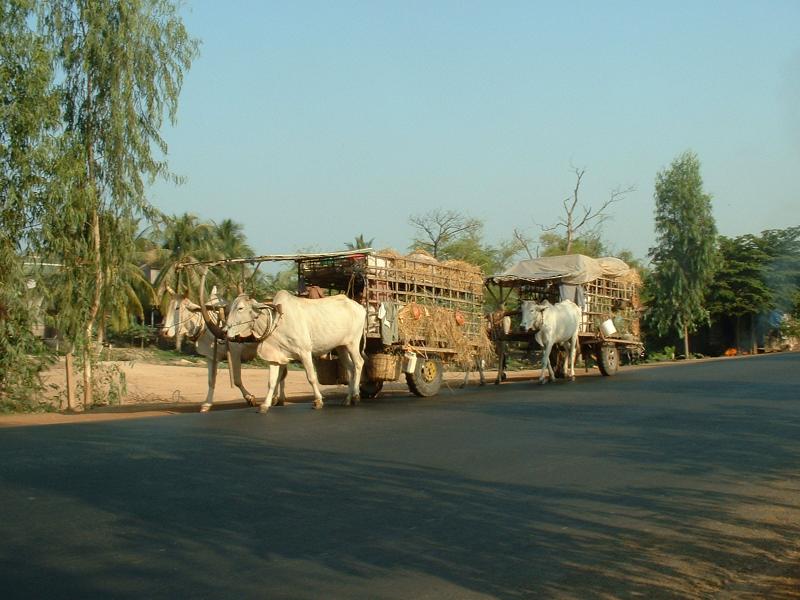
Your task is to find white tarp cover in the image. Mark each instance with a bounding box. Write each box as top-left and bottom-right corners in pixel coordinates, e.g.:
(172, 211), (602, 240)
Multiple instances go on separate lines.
(489, 254), (631, 285)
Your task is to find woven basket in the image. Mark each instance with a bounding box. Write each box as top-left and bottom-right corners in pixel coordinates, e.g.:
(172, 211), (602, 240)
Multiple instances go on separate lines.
(366, 353), (401, 381)
(314, 357), (348, 385)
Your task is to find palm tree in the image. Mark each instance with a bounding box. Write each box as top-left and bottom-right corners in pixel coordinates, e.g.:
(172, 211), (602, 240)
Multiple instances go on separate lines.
(345, 234), (374, 250)
(150, 213), (215, 302)
(211, 219), (255, 297)
(99, 217), (158, 343)
(146, 214), (216, 351)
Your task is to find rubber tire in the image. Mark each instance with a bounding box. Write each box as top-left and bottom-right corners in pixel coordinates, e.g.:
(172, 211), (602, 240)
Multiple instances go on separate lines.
(597, 345), (620, 376)
(360, 380), (384, 399)
(406, 358), (443, 397)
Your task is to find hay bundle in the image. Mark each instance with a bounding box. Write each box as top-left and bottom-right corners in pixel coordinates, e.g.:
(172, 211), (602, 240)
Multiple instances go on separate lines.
(397, 302), (494, 367)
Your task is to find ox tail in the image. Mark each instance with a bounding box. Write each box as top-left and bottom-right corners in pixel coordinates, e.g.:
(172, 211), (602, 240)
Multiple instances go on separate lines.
(360, 313), (369, 361)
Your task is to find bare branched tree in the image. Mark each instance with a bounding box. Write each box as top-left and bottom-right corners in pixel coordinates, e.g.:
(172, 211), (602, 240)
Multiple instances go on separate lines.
(409, 209), (481, 258)
(542, 167), (635, 254)
(512, 228), (537, 259)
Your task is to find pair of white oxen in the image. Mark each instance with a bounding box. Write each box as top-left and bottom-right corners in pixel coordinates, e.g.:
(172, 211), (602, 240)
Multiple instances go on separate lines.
(160, 287), (367, 413)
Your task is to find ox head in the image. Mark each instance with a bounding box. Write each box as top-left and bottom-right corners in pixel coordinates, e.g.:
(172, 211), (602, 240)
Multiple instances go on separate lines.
(519, 300), (551, 333)
(160, 286), (225, 339)
(225, 295), (282, 341)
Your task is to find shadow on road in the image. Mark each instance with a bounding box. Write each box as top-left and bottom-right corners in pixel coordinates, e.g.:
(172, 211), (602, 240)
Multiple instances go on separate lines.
(1, 353), (799, 598)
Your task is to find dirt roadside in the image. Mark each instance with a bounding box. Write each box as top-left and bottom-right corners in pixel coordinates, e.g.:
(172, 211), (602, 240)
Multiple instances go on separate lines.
(0, 354), (761, 428)
(0, 360), (542, 427)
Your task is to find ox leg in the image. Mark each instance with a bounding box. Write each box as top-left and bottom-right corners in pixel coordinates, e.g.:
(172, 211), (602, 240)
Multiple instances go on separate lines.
(274, 365), (287, 406)
(260, 363), (283, 413)
(462, 357), (486, 388)
(539, 342), (555, 384)
(299, 352), (325, 409)
(494, 342), (506, 385)
(341, 344), (364, 407)
(229, 348), (257, 406)
(567, 336), (578, 381)
(201, 357), (217, 412)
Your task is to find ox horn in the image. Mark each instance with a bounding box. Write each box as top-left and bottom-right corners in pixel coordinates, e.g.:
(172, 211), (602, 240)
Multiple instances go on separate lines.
(199, 269), (226, 340)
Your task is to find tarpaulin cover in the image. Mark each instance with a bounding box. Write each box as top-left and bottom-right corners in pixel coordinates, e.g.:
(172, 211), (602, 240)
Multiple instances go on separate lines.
(488, 254), (631, 286)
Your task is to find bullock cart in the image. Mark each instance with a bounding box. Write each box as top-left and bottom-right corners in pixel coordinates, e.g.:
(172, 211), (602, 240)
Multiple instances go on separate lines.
(485, 254), (644, 379)
(181, 249), (492, 399)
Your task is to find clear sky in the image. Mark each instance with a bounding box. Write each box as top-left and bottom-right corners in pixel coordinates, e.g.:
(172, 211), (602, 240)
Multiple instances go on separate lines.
(148, 0), (800, 266)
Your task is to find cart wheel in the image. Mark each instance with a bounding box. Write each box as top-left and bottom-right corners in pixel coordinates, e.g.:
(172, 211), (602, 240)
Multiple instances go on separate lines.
(406, 357), (443, 397)
(597, 345), (620, 376)
(360, 380), (384, 399)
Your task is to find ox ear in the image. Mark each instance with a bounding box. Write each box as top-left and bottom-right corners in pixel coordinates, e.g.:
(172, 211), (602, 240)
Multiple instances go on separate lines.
(253, 301), (282, 314)
(185, 299), (202, 313)
(205, 297), (227, 309)
(206, 287), (227, 309)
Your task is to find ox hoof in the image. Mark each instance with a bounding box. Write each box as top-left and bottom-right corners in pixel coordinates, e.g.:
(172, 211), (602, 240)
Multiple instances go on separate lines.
(538, 379), (547, 386)
(259, 404), (270, 414)
(312, 401), (324, 410)
(274, 399), (285, 407)
(200, 404), (212, 413)
(244, 395), (257, 406)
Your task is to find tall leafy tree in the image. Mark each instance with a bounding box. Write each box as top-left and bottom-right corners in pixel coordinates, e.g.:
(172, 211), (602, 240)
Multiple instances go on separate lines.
(706, 234), (773, 352)
(647, 151), (718, 358)
(755, 227), (800, 313)
(38, 0), (198, 407)
(0, 0), (60, 410)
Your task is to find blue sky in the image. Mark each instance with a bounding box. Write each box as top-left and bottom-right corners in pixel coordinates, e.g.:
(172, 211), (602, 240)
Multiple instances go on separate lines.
(148, 0), (800, 266)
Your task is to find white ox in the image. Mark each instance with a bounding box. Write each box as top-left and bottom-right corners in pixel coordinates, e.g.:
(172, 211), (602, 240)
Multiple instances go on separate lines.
(520, 299), (582, 384)
(224, 290), (366, 412)
(160, 288), (285, 412)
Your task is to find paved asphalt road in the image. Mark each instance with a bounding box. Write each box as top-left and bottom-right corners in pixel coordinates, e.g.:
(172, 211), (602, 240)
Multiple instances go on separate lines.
(1, 354), (799, 599)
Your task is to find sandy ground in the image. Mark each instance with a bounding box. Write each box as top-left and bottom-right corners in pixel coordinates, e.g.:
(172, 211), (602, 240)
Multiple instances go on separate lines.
(0, 359), (532, 427)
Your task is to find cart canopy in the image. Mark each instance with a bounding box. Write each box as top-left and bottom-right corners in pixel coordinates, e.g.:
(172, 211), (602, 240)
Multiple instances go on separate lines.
(488, 254), (631, 286)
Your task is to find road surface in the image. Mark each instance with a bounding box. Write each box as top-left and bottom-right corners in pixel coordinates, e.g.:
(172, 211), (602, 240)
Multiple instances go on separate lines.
(1, 353), (799, 598)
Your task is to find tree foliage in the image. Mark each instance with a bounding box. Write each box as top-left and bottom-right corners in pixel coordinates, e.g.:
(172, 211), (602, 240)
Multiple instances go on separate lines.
(706, 234), (773, 319)
(345, 233), (374, 250)
(538, 231), (607, 258)
(409, 209), (482, 258)
(31, 0), (198, 408)
(755, 227), (800, 313)
(0, 0), (60, 409)
(647, 151), (718, 355)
